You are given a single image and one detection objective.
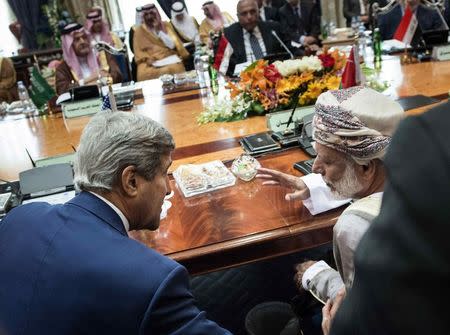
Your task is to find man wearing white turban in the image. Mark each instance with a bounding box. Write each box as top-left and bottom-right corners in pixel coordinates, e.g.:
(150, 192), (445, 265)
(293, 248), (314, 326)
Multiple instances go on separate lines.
(256, 86), (404, 304)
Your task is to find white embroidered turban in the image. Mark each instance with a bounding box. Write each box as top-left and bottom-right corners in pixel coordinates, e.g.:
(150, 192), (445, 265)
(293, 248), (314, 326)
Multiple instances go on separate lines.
(312, 86), (404, 165)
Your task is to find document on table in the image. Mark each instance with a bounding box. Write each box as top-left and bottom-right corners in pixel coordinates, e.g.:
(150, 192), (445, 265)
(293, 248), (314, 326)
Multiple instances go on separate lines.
(152, 55), (182, 67)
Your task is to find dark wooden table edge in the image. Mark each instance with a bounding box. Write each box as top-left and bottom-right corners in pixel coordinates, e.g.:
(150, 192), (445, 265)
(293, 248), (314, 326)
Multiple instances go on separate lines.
(167, 219), (337, 276)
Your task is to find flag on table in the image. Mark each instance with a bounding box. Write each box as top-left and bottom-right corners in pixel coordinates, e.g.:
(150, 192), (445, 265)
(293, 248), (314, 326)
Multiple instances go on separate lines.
(340, 46), (364, 89)
(393, 5), (418, 45)
(29, 67), (55, 109)
(101, 94), (112, 111)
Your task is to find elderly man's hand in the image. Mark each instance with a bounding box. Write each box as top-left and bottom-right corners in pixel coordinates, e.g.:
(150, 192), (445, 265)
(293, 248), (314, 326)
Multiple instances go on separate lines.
(293, 260), (317, 291)
(256, 167), (311, 201)
(322, 288), (346, 335)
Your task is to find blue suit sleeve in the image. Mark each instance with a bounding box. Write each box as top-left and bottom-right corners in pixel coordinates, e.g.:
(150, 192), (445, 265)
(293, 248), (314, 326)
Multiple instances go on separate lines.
(139, 265), (232, 334)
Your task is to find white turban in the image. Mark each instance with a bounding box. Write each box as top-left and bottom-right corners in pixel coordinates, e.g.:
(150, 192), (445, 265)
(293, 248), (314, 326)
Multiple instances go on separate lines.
(313, 86), (404, 165)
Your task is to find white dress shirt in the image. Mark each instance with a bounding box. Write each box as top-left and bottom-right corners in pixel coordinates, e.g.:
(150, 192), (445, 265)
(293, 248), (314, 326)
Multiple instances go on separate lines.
(243, 26), (268, 62)
(89, 191), (130, 233)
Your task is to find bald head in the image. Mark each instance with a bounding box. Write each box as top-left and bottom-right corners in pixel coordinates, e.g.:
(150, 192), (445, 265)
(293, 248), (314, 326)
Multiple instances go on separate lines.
(237, 0), (259, 32)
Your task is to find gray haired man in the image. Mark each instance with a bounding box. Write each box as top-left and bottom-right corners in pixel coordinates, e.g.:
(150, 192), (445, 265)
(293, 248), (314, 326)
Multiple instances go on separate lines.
(0, 111), (231, 334)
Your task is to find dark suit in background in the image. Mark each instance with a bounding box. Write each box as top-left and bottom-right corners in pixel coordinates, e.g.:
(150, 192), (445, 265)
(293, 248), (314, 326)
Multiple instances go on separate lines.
(378, 3), (447, 40)
(222, 21), (285, 76)
(260, 6), (280, 22)
(331, 102), (450, 335)
(0, 192), (231, 335)
(278, 0), (321, 46)
(343, 0), (367, 27)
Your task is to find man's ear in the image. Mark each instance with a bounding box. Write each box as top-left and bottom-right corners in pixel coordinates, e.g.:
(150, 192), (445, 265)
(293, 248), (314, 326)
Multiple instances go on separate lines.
(120, 165), (139, 197)
(361, 160), (378, 181)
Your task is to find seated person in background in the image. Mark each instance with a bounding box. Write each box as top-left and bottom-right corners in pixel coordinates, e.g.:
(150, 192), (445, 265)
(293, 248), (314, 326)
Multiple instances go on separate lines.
(0, 111), (232, 335)
(0, 57), (18, 103)
(55, 23), (122, 95)
(199, 1), (235, 46)
(257, 0), (280, 22)
(256, 87), (404, 303)
(170, 1), (200, 45)
(85, 8), (123, 48)
(132, 3), (188, 81)
(278, 0), (321, 55)
(343, 0), (369, 27)
(215, 0), (286, 77)
(262, 0), (286, 9)
(378, 0), (448, 40)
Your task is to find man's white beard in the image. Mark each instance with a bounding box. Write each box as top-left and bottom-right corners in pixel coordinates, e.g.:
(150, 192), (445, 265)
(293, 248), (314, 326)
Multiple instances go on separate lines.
(328, 163), (365, 200)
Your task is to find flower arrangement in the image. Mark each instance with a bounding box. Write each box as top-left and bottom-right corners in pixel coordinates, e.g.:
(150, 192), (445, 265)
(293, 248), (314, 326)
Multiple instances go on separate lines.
(198, 48), (346, 124)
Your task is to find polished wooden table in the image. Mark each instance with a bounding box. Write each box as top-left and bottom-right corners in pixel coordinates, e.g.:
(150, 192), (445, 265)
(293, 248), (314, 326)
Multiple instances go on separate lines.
(1, 58), (449, 274)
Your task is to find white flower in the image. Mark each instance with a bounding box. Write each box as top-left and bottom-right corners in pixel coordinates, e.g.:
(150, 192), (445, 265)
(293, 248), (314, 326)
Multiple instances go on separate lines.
(273, 56), (323, 77)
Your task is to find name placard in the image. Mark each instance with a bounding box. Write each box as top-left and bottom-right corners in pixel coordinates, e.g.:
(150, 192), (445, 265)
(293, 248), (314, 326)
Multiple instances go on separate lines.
(432, 44), (450, 61)
(62, 98), (102, 119)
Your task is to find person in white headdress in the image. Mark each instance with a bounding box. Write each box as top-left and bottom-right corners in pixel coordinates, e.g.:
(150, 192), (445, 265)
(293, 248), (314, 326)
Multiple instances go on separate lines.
(170, 1), (199, 44)
(256, 86), (404, 305)
(199, 1), (235, 45)
(132, 3), (189, 81)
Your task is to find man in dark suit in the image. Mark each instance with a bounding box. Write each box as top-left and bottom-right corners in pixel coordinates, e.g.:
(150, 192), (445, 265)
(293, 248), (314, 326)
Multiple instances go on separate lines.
(278, 0), (321, 55)
(378, 0), (448, 40)
(343, 0), (370, 27)
(216, 0), (287, 76)
(257, 0), (280, 22)
(327, 101), (450, 335)
(0, 111), (231, 335)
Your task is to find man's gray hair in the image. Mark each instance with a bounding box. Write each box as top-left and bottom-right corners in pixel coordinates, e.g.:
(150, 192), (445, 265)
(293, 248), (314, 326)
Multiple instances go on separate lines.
(74, 111), (175, 191)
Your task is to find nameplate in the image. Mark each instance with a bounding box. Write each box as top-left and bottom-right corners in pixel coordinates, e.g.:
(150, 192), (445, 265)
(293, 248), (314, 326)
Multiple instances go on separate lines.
(62, 98), (102, 119)
(432, 44), (450, 61)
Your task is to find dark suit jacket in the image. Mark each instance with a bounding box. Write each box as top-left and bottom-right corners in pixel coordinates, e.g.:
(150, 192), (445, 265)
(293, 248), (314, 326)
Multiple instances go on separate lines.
(378, 4), (447, 41)
(278, 1), (321, 45)
(261, 6), (280, 22)
(343, 0), (364, 27)
(222, 21), (285, 77)
(0, 192), (231, 335)
(331, 102), (450, 335)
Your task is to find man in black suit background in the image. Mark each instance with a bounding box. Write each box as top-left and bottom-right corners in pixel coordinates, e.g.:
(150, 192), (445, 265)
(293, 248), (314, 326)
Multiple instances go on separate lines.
(257, 0), (280, 22)
(215, 0), (287, 76)
(278, 0), (321, 55)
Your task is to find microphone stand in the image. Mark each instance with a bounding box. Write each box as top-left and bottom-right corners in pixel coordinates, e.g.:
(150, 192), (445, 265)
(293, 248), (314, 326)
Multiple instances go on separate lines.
(271, 30), (294, 59)
(283, 88), (302, 135)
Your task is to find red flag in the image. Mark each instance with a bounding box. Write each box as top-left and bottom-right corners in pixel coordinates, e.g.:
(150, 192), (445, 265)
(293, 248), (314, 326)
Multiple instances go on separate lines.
(393, 6), (418, 45)
(214, 36), (229, 70)
(340, 47), (363, 89)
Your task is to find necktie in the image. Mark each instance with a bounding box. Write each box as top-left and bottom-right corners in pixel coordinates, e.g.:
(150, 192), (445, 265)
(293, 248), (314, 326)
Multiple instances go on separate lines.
(249, 32), (264, 60)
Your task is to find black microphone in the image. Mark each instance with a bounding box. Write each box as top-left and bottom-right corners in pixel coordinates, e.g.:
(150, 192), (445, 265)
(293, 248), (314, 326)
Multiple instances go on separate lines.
(271, 30), (294, 59)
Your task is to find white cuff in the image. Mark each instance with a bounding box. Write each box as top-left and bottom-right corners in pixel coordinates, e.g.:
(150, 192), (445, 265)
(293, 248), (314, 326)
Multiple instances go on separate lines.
(302, 260), (332, 290)
(300, 35), (306, 45)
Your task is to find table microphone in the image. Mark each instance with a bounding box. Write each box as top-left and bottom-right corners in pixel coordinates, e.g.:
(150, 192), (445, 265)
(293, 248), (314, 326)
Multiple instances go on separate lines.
(271, 30), (294, 59)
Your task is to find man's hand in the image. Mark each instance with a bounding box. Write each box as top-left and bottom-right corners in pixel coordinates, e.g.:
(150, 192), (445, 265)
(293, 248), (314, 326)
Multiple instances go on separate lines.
(293, 260), (317, 291)
(256, 167), (311, 201)
(322, 288), (346, 335)
(304, 36), (317, 45)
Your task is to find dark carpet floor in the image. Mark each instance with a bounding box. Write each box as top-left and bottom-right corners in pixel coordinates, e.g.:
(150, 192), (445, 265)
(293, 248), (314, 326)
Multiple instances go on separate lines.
(190, 244), (333, 335)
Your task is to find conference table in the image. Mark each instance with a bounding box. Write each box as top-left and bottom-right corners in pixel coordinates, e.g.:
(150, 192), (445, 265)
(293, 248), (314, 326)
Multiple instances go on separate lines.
(1, 56), (449, 275)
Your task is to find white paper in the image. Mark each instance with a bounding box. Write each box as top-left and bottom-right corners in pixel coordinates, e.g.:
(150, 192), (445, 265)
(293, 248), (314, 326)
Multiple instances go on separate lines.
(233, 61), (251, 76)
(152, 55), (182, 68)
(382, 39), (411, 52)
(56, 92), (72, 105)
(22, 190), (76, 205)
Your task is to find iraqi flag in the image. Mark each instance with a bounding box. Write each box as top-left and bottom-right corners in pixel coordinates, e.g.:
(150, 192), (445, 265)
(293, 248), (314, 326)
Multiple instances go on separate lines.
(340, 46), (364, 89)
(393, 6), (418, 45)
